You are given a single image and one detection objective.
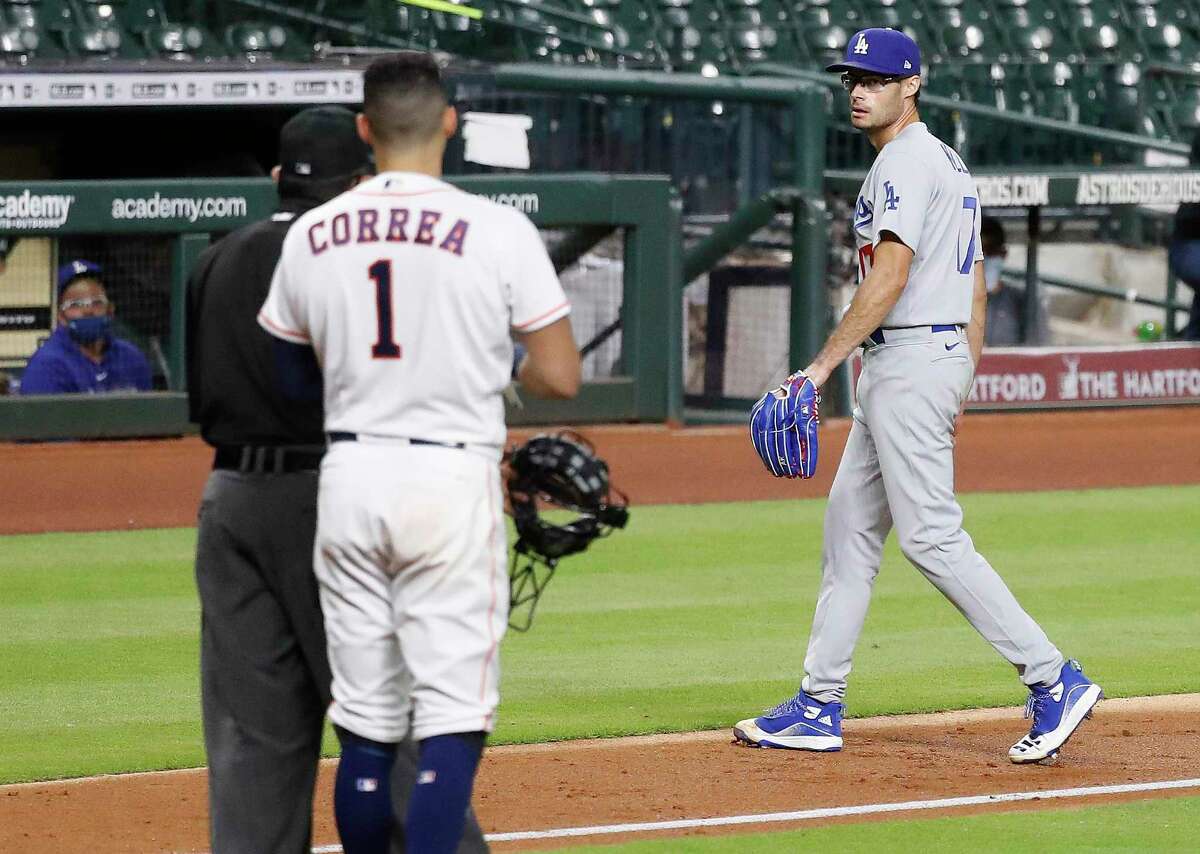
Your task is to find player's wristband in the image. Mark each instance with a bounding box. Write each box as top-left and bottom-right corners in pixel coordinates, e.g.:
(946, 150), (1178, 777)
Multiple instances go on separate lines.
(512, 343), (527, 380)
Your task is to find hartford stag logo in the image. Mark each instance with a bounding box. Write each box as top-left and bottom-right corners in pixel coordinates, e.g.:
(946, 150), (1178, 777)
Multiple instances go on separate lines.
(0, 190), (75, 230)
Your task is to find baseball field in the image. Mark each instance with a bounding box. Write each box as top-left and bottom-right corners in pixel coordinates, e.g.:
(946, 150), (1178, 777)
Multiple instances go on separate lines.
(1, 407), (1198, 852)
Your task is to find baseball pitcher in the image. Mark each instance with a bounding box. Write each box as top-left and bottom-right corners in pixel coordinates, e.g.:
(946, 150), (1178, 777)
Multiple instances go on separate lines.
(259, 53), (581, 853)
(735, 28), (1102, 764)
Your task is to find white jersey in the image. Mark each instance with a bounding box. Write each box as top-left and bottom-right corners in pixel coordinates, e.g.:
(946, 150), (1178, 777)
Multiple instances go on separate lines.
(258, 171), (569, 454)
(852, 122), (983, 326)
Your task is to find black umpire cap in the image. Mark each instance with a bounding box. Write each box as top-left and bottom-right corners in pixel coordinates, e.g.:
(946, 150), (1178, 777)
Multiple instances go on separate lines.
(277, 106), (374, 200)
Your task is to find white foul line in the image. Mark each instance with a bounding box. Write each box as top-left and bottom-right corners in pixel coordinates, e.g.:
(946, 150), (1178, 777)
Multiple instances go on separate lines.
(302, 776), (1200, 852)
(482, 777), (1200, 843)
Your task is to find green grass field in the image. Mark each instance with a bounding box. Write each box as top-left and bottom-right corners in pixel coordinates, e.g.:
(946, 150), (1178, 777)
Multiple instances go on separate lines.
(1, 485), (1198, 784)
(1, 484), (1198, 849)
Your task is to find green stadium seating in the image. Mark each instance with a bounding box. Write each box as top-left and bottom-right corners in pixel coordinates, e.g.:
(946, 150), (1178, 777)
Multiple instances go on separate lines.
(1, 1), (54, 60)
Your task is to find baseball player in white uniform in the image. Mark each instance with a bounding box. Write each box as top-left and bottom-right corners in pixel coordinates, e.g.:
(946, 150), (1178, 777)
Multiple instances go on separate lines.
(734, 29), (1101, 763)
(259, 53), (581, 853)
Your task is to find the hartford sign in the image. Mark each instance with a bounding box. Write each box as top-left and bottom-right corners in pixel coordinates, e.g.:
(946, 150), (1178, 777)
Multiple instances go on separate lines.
(965, 343), (1200, 409)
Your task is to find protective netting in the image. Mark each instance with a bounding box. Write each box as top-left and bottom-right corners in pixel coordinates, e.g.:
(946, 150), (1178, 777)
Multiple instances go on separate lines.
(542, 226), (626, 380)
(0, 237), (54, 373)
(56, 235), (175, 384)
(1, 235), (174, 393)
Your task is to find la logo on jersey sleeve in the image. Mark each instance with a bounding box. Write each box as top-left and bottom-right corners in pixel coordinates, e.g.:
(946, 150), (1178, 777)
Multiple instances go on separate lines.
(883, 180), (900, 211)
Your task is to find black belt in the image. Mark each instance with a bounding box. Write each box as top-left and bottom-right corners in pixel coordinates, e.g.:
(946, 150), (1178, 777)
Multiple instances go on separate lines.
(867, 324), (961, 346)
(327, 431), (465, 449)
(213, 444), (325, 474)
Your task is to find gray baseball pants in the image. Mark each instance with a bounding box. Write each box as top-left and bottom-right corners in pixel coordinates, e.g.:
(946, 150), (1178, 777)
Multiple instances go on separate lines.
(196, 468), (489, 854)
(801, 326), (1064, 703)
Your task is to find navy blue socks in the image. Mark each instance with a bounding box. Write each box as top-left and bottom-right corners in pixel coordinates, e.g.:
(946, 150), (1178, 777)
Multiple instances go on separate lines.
(334, 726), (398, 854)
(404, 732), (486, 854)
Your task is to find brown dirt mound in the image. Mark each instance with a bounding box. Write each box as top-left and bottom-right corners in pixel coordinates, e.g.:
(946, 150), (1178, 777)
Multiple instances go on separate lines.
(2, 695), (1197, 853)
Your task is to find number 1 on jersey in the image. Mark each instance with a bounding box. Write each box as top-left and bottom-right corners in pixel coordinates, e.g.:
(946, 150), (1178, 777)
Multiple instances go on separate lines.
(369, 259), (401, 359)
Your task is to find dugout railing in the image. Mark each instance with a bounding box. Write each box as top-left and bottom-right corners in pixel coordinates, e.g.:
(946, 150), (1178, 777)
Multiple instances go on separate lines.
(0, 174), (681, 441)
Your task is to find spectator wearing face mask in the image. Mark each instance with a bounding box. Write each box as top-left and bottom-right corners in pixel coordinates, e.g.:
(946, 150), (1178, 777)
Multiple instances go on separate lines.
(981, 216), (1023, 346)
(19, 260), (152, 395)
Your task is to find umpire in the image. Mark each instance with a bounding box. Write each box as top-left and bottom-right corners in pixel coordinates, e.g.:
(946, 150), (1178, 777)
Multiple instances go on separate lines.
(186, 106), (488, 854)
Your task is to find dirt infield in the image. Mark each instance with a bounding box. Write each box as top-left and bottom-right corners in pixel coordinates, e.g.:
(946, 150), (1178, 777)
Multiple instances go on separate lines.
(1, 695), (1197, 853)
(2, 406), (1199, 535)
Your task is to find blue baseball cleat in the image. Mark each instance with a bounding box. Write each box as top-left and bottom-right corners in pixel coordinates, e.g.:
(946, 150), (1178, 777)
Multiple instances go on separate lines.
(734, 690), (844, 751)
(1009, 659), (1103, 764)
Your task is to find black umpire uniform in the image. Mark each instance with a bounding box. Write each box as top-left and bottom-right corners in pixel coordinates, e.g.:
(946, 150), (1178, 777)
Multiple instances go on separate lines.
(186, 106), (488, 854)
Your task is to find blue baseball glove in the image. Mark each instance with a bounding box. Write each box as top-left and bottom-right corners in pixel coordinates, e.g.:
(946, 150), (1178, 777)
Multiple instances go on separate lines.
(749, 371), (820, 478)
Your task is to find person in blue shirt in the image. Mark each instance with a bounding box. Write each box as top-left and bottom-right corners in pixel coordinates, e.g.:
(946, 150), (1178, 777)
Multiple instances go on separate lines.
(19, 260), (152, 395)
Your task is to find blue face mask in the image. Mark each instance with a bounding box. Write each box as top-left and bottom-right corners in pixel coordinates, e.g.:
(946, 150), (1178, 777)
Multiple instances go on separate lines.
(66, 315), (112, 345)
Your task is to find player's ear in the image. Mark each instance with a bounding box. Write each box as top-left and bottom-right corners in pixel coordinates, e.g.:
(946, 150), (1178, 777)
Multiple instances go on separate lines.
(443, 105), (458, 140)
(356, 112), (373, 147)
(270, 165), (281, 185)
(906, 75), (922, 100)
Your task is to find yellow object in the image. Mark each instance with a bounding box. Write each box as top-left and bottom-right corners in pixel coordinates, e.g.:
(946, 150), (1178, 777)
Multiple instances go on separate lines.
(397, 0), (483, 20)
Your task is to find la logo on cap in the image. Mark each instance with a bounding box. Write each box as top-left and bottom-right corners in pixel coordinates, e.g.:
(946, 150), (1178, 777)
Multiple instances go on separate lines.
(854, 33), (869, 54)
(74, 261), (88, 274)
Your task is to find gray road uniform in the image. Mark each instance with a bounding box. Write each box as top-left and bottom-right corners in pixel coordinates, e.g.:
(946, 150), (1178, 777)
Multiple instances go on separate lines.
(801, 122), (1065, 701)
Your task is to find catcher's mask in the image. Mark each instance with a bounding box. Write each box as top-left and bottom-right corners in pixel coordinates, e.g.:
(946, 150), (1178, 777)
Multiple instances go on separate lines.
(505, 431), (629, 631)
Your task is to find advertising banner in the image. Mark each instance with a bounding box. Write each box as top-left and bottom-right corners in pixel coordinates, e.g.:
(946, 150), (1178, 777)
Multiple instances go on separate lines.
(852, 343), (1200, 410)
(965, 343), (1200, 409)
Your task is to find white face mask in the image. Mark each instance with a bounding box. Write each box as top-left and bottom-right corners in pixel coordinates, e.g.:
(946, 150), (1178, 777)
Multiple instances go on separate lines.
(983, 256), (1004, 293)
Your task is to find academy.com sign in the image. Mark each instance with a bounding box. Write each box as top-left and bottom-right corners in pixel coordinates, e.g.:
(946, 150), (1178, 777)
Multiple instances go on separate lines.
(0, 190), (75, 229)
(111, 192), (248, 223)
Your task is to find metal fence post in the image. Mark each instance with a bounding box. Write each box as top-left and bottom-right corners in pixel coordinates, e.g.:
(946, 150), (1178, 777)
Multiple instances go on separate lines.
(789, 88), (828, 372)
(171, 233), (210, 391)
(1023, 206), (1042, 344)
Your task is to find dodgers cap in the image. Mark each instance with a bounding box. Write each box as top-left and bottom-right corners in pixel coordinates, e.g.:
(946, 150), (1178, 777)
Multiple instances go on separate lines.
(827, 28), (921, 77)
(57, 259), (103, 296)
(278, 106), (373, 186)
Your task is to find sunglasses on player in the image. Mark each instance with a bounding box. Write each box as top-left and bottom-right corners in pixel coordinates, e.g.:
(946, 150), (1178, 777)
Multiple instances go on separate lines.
(841, 73), (902, 93)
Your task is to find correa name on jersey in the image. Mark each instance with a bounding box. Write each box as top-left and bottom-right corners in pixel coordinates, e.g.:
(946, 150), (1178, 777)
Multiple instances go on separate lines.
(306, 206), (470, 257)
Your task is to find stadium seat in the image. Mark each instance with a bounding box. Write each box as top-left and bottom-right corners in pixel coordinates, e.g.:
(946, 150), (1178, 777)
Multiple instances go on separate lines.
(999, 0), (1077, 60)
(1073, 62), (1108, 125)
(42, 0), (146, 59)
(121, 1), (223, 61)
(724, 1), (782, 66)
(1103, 61), (1165, 137)
(1, 1), (51, 60)
(752, 0), (801, 62)
(224, 20), (309, 61)
(1175, 85), (1200, 135)
(1030, 60), (1078, 122)
(583, 0), (635, 60)
(1127, 2), (1190, 64)
(654, 0), (702, 68)
(917, 0), (1000, 63)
